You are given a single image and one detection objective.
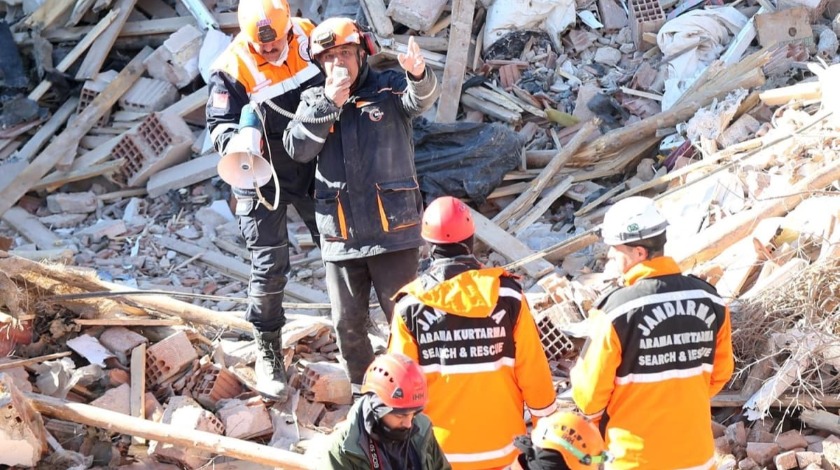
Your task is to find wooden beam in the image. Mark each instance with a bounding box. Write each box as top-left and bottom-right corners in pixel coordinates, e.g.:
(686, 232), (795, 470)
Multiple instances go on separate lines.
(564, 51), (769, 176)
(22, 0), (75, 31)
(70, 135), (122, 171)
(13, 99), (78, 162)
(471, 208), (554, 278)
(511, 177), (574, 235)
(75, 0), (139, 80)
(493, 120), (598, 229)
(74, 318), (183, 326)
(503, 229), (600, 272)
(146, 154), (220, 198)
(0, 250), (253, 332)
(28, 393), (312, 469)
(460, 94), (521, 123)
(14, 13), (239, 43)
(435, 0), (477, 122)
(799, 409), (840, 434)
(0, 47), (151, 219)
(10, 248), (75, 263)
(759, 80), (821, 106)
(1, 207), (66, 251)
(29, 11), (118, 102)
(0, 352), (73, 372)
(130, 343), (146, 445)
(360, 0), (394, 37)
(720, 7), (766, 65)
(33, 159), (125, 192)
(163, 85), (209, 118)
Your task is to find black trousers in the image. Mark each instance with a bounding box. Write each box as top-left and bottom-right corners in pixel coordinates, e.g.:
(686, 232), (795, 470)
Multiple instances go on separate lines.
(234, 188), (319, 333)
(325, 248), (419, 384)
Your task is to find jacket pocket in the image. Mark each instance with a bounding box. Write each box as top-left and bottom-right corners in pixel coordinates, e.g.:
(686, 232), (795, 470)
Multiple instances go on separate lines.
(314, 189), (348, 241)
(375, 178), (422, 232)
(233, 195), (256, 217)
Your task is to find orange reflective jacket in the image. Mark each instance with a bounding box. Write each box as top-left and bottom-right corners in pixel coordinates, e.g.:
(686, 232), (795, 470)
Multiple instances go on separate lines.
(571, 256), (734, 469)
(206, 18), (322, 198)
(389, 259), (557, 470)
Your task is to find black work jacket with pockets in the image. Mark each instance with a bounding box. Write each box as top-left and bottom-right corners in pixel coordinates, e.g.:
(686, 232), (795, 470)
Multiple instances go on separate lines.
(283, 66), (440, 261)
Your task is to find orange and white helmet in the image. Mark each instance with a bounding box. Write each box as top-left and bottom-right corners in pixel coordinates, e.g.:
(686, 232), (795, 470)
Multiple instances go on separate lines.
(531, 412), (610, 470)
(310, 17), (378, 57)
(238, 0), (292, 44)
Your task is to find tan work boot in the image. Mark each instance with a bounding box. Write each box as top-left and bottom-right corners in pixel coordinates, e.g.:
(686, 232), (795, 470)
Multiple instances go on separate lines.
(253, 328), (289, 401)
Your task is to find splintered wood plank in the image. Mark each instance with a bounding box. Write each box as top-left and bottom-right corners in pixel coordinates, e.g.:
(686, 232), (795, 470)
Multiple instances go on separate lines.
(29, 10), (118, 101)
(130, 343), (146, 445)
(14, 99), (78, 162)
(0, 352), (72, 371)
(74, 318), (183, 327)
(435, 0), (477, 122)
(1, 207), (65, 251)
(470, 208), (554, 278)
(75, 0), (139, 80)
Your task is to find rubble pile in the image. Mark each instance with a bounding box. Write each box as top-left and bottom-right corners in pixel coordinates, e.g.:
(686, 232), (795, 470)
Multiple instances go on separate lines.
(2, 0), (840, 467)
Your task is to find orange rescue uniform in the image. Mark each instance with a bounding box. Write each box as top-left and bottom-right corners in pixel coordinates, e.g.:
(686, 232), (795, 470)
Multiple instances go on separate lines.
(571, 256), (734, 469)
(389, 260), (557, 470)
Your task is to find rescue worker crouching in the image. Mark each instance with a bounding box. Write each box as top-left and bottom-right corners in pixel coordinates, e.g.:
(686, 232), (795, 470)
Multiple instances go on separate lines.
(283, 18), (441, 385)
(324, 353), (451, 470)
(570, 196), (734, 469)
(206, 0), (323, 401)
(388, 196), (557, 470)
(509, 412), (610, 470)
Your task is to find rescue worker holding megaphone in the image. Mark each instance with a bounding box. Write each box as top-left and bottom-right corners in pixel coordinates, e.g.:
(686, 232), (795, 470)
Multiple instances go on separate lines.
(206, 0), (323, 401)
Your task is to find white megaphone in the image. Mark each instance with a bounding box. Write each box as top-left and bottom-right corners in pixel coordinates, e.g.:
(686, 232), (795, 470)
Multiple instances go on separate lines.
(217, 103), (273, 189)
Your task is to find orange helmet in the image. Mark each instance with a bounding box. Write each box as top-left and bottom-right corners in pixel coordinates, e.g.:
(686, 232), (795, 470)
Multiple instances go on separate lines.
(362, 353), (428, 409)
(238, 0), (292, 44)
(531, 412), (610, 470)
(310, 17), (378, 57)
(421, 196), (475, 244)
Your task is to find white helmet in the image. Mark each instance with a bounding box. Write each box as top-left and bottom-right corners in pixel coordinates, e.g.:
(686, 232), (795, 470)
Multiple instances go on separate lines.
(601, 197), (669, 246)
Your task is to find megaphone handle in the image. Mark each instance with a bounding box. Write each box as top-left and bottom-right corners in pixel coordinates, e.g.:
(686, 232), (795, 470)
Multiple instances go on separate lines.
(254, 151), (281, 212)
(247, 100), (281, 212)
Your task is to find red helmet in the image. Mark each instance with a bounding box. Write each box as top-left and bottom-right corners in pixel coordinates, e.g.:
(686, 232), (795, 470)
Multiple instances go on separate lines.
(421, 196), (475, 244)
(362, 353), (427, 409)
(531, 412), (610, 470)
(238, 0), (292, 45)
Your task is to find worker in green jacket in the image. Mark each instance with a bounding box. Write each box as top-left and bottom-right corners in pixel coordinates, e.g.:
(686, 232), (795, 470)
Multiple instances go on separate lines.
(324, 353), (451, 470)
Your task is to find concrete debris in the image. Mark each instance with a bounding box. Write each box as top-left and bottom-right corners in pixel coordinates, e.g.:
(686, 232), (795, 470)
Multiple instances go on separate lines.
(2, 0), (840, 466)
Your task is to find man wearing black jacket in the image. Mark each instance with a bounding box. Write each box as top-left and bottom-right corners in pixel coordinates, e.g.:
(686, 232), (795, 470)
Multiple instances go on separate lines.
(284, 17), (440, 384)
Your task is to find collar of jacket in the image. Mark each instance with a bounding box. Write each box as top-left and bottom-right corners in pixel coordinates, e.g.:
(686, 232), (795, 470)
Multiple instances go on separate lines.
(399, 264), (511, 318)
(349, 62), (371, 95)
(622, 256), (682, 286)
(341, 399), (434, 462)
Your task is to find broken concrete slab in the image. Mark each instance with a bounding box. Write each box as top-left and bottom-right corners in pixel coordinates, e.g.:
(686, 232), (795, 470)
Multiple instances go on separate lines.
(90, 383), (131, 415)
(144, 24), (203, 88)
(46, 192), (98, 214)
(148, 396), (225, 469)
(100, 326), (149, 364)
(216, 398), (273, 440)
